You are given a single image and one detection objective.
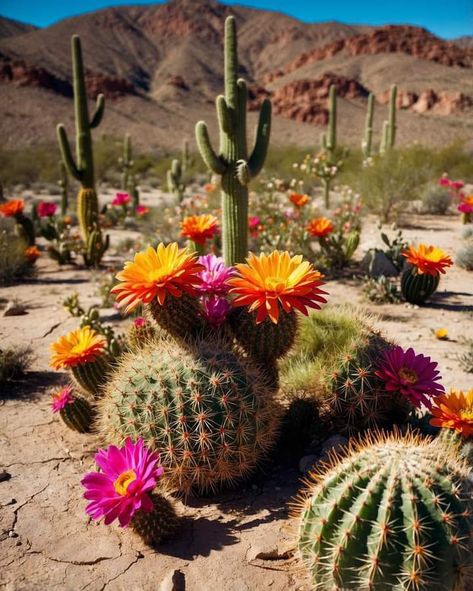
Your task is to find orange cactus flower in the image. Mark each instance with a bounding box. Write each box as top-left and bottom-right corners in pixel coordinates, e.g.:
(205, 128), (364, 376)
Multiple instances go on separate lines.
(180, 214), (219, 245)
(307, 217), (334, 238)
(289, 193), (309, 207)
(25, 245), (40, 263)
(203, 183), (217, 194)
(111, 242), (203, 314)
(402, 244), (453, 276)
(0, 199), (24, 217)
(228, 250), (327, 324)
(50, 326), (106, 370)
(430, 390), (473, 437)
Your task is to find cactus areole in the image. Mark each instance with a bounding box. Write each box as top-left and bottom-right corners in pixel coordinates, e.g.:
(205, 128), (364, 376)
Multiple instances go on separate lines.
(195, 16), (272, 265)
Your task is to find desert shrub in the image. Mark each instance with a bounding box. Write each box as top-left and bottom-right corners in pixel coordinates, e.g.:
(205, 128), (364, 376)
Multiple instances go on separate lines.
(459, 337), (473, 373)
(456, 242), (473, 270)
(421, 184), (452, 214)
(462, 226), (473, 240)
(363, 275), (402, 303)
(0, 219), (31, 284)
(354, 147), (432, 221)
(0, 345), (34, 383)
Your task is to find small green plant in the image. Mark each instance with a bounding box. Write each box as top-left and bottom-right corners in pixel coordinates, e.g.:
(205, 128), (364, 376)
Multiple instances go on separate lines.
(0, 345), (34, 383)
(421, 183), (452, 214)
(363, 275), (402, 303)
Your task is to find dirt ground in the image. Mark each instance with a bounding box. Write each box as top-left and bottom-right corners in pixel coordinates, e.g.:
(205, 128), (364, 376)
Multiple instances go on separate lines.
(1, 213), (472, 591)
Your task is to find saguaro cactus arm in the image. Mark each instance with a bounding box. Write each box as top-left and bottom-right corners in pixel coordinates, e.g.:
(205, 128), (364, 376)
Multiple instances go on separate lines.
(90, 95), (105, 129)
(57, 124), (82, 181)
(195, 121), (227, 174)
(247, 98), (272, 177)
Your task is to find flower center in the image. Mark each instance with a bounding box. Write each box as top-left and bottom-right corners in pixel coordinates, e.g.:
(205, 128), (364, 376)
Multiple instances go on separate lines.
(398, 367), (418, 385)
(71, 342), (87, 355)
(114, 469), (137, 496)
(148, 268), (167, 283)
(264, 276), (286, 293)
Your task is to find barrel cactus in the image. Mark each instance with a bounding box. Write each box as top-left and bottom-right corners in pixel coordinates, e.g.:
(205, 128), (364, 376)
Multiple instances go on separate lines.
(295, 430), (473, 590)
(98, 337), (279, 495)
(401, 244), (453, 305)
(51, 386), (96, 433)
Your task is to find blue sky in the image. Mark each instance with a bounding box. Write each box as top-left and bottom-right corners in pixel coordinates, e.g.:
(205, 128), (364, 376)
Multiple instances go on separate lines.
(1, 0), (472, 39)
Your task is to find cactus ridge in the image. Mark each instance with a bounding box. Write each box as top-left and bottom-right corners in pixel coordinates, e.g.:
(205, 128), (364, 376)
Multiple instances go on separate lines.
(295, 430), (473, 591)
(59, 394), (95, 433)
(98, 337), (280, 495)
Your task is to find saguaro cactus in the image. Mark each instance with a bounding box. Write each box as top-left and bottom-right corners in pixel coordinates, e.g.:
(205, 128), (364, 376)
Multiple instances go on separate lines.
(319, 85), (337, 208)
(119, 133), (139, 213)
(167, 159), (185, 202)
(380, 84), (397, 154)
(56, 35), (108, 266)
(58, 160), (69, 216)
(196, 16), (272, 265)
(362, 92), (375, 158)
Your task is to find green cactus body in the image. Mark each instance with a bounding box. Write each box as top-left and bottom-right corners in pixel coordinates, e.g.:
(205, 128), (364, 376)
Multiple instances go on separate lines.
(296, 432), (473, 591)
(182, 139), (190, 174)
(167, 159), (185, 202)
(196, 16), (271, 266)
(328, 333), (410, 434)
(56, 35), (107, 266)
(58, 160), (69, 216)
(59, 394), (95, 433)
(84, 227), (109, 268)
(149, 294), (204, 344)
(380, 85), (397, 154)
(71, 356), (110, 396)
(362, 93), (375, 158)
(98, 338), (279, 495)
(131, 492), (179, 547)
(321, 85), (337, 209)
(401, 266), (440, 305)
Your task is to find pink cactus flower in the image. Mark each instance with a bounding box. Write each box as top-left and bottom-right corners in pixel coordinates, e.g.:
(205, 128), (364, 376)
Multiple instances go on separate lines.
(81, 438), (164, 528)
(438, 176), (451, 187)
(135, 205), (150, 217)
(375, 346), (444, 409)
(248, 215), (260, 230)
(201, 296), (231, 326)
(112, 192), (131, 207)
(450, 180), (465, 191)
(198, 254), (234, 296)
(51, 386), (74, 413)
(37, 201), (57, 217)
(133, 316), (147, 328)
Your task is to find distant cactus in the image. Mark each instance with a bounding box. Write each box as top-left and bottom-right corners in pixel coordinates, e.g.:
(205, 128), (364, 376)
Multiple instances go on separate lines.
(167, 158), (185, 202)
(56, 35), (108, 266)
(98, 337), (279, 495)
(380, 85), (397, 154)
(401, 267), (440, 304)
(319, 85), (338, 208)
(196, 16), (271, 265)
(362, 92), (375, 158)
(119, 133), (139, 213)
(295, 430), (473, 591)
(182, 138), (191, 174)
(58, 160), (69, 216)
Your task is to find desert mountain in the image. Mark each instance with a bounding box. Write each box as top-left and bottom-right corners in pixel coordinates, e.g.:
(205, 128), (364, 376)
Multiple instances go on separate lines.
(0, 0), (472, 152)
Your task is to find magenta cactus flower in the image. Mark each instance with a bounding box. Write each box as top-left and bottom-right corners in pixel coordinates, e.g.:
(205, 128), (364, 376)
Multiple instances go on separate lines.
(198, 254), (234, 296)
(37, 201), (57, 218)
(112, 192), (131, 207)
(51, 386), (74, 413)
(201, 296), (231, 326)
(375, 346), (444, 409)
(133, 316), (147, 328)
(81, 438), (164, 527)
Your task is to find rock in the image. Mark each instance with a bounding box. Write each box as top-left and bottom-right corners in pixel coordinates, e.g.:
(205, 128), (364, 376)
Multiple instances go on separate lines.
(8, 530), (18, 538)
(85, 71), (135, 99)
(0, 471), (12, 483)
(246, 541), (294, 562)
(412, 89), (438, 113)
(3, 301), (28, 316)
(159, 569), (186, 591)
(320, 435), (348, 461)
(167, 75), (189, 91)
(361, 251), (399, 278)
(298, 454), (318, 474)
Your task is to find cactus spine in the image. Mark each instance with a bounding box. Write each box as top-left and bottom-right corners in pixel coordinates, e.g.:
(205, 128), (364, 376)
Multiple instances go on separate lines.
(131, 492), (180, 547)
(58, 160), (69, 216)
(56, 35), (108, 266)
(401, 266), (440, 304)
(196, 16), (271, 265)
(362, 92), (375, 158)
(295, 431), (473, 591)
(380, 84), (397, 154)
(59, 393), (95, 433)
(98, 338), (279, 495)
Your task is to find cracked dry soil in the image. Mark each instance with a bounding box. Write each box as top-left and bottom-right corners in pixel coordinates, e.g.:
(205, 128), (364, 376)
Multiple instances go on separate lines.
(1, 214), (472, 590)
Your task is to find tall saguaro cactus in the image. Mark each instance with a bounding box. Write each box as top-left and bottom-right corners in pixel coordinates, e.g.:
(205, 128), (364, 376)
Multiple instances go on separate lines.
(380, 84), (397, 154)
(56, 35), (108, 266)
(319, 84), (337, 208)
(195, 16), (272, 265)
(362, 92), (375, 158)
(119, 133), (139, 213)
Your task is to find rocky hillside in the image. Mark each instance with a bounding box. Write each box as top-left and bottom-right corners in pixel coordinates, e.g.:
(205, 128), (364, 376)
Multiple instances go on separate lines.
(0, 0), (472, 151)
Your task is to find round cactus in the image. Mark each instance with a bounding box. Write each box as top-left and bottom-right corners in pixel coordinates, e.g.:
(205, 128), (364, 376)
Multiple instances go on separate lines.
(401, 266), (440, 305)
(295, 431), (473, 591)
(59, 394), (95, 433)
(131, 492), (180, 548)
(71, 356), (111, 396)
(98, 337), (280, 495)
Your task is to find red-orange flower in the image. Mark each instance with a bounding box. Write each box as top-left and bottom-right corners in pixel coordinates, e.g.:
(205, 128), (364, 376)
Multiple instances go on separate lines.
(307, 217), (334, 238)
(402, 244), (453, 276)
(111, 242), (203, 314)
(180, 214), (218, 245)
(50, 327), (106, 370)
(430, 390), (473, 437)
(0, 199), (24, 217)
(228, 251), (327, 324)
(25, 246), (40, 263)
(289, 193), (309, 207)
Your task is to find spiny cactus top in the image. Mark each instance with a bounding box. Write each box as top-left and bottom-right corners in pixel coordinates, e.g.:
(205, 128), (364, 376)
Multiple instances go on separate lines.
(50, 326), (106, 369)
(402, 243), (453, 276)
(228, 251), (327, 324)
(295, 430), (473, 591)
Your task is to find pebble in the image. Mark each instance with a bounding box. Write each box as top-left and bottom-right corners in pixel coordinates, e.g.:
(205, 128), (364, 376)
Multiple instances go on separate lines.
(159, 569), (185, 591)
(3, 301), (28, 317)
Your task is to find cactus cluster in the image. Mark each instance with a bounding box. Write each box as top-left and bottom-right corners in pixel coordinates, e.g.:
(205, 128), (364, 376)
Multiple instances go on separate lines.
(196, 16), (271, 265)
(56, 35), (109, 266)
(295, 431), (473, 591)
